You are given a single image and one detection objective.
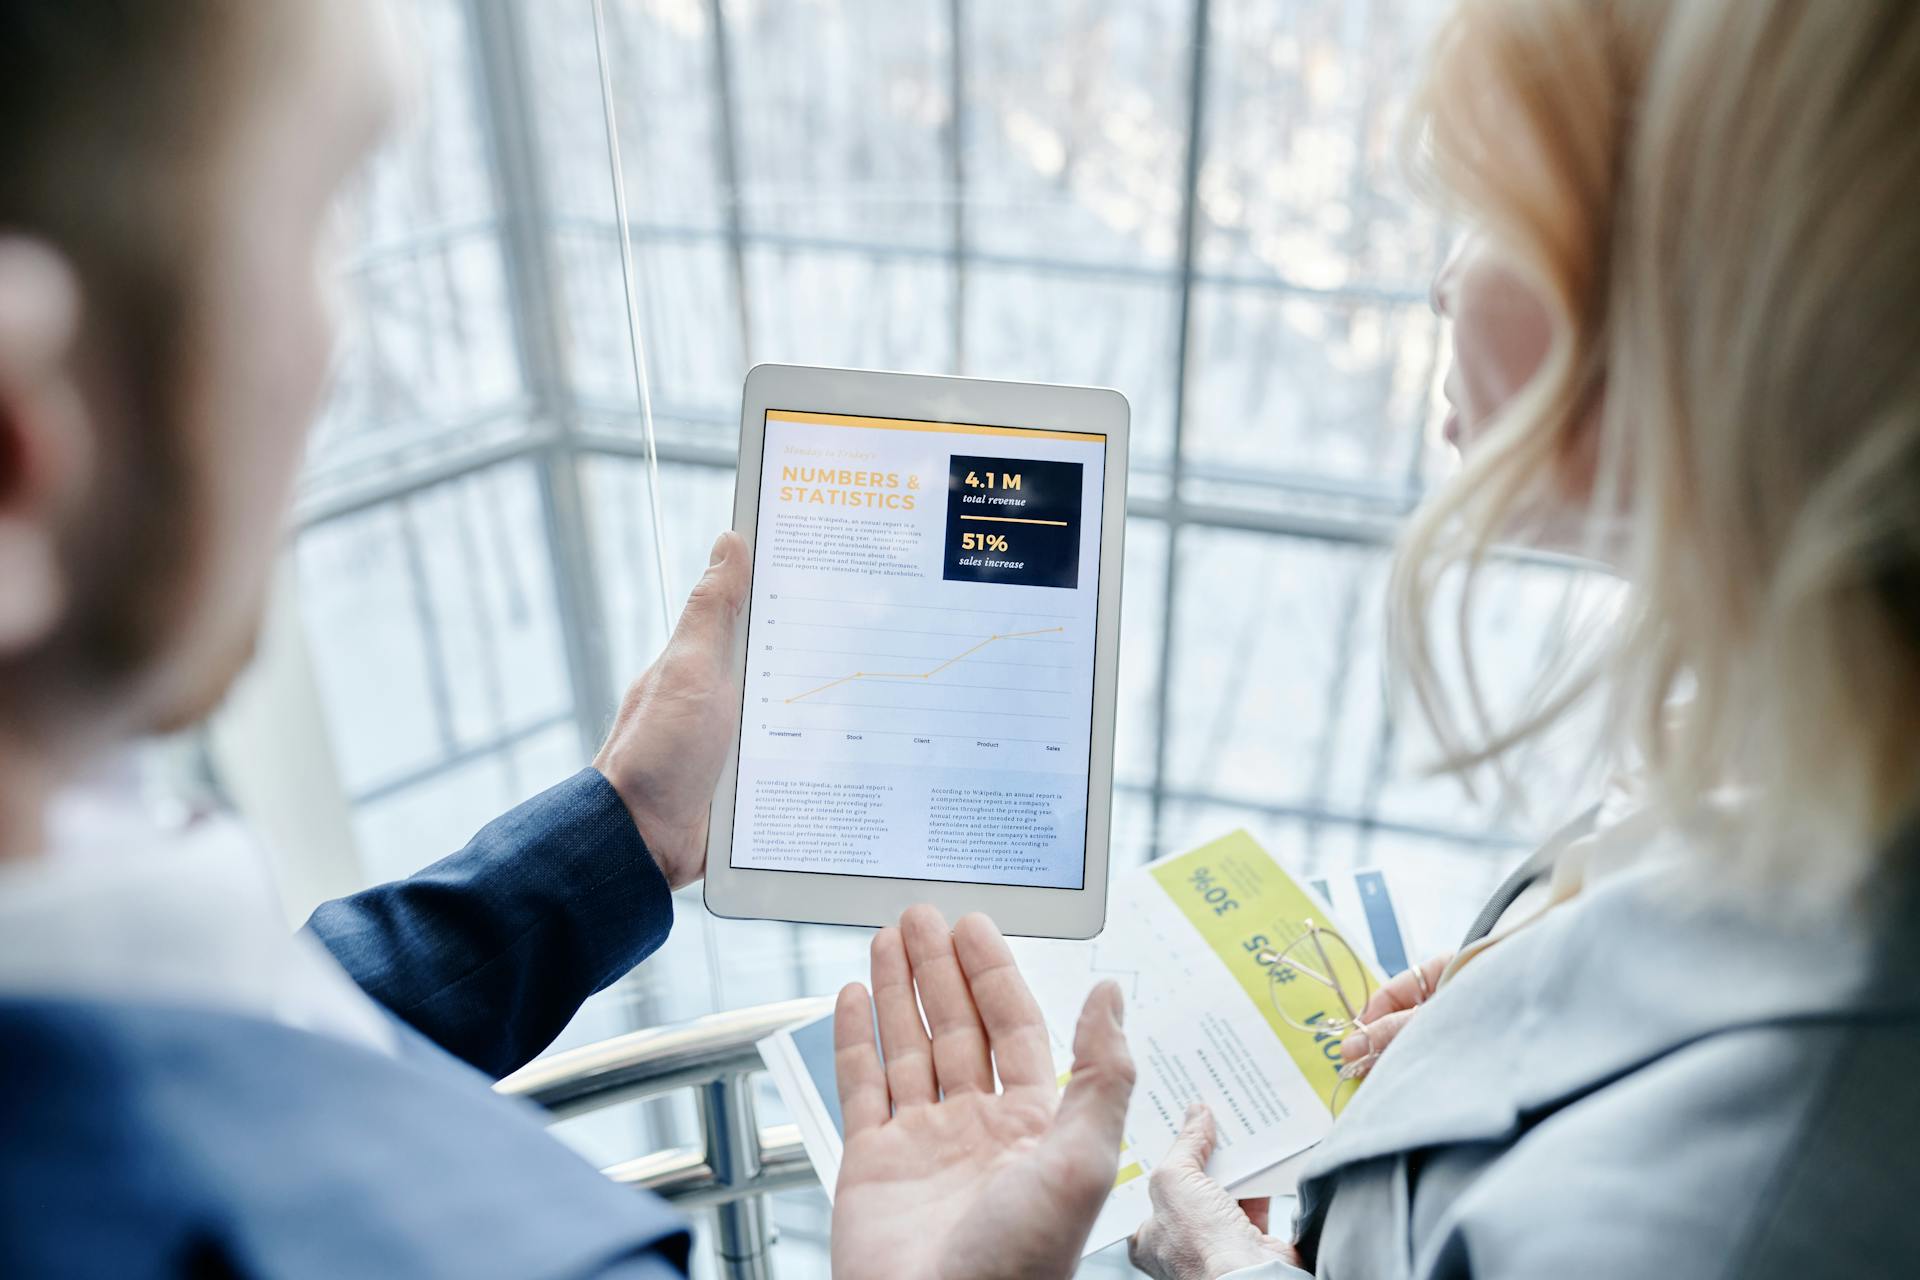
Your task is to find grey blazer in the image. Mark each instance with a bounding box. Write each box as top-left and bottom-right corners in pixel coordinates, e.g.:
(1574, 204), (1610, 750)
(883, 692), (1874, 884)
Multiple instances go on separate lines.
(1251, 823), (1920, 1278)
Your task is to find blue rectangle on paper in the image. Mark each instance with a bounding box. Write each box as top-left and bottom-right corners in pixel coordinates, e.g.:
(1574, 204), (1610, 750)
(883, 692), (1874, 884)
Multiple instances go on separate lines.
(1357, 870), (1410, 975)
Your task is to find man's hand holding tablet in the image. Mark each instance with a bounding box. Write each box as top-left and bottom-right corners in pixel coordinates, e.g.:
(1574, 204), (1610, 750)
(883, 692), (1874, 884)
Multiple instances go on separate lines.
(704, 365), (1130, 938)
(592, 530), (750, 890)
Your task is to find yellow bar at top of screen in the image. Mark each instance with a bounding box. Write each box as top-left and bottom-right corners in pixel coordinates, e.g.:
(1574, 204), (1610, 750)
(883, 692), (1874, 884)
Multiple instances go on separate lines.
(767, 408), (1105, 443)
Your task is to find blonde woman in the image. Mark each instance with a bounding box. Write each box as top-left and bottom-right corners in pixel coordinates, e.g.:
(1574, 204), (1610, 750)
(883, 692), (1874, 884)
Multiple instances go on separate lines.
(831, 0), (1920, 1276)
(1113, 0), (1920, 1274)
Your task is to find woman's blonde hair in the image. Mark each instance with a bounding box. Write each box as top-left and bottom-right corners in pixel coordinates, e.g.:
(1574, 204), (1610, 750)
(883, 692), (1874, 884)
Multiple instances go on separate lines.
(1391, 0), (1920, 895)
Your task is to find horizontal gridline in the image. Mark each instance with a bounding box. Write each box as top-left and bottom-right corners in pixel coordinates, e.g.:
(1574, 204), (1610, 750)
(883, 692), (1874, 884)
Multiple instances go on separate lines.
(768, 675), (1069, 694)
(772, 621), (1072, 643)
(771, 645), (1072, 669)
(765, 727), (1069, 745)
(782, 700), (1074, 719)
(773, 594), (1075, 620)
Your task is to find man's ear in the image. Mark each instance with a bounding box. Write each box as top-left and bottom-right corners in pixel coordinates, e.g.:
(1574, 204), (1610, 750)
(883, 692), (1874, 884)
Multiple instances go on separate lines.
(0, 237), (89, 658)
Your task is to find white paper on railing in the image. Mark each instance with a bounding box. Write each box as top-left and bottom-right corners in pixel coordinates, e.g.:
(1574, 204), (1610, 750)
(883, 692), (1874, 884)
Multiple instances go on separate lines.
(758, 834), (1408, 1258)
(757, 1012), (846, 1185)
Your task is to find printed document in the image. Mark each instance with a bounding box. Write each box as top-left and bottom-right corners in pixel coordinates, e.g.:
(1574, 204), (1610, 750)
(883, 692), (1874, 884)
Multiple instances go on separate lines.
(761, 831), (1396, 1256)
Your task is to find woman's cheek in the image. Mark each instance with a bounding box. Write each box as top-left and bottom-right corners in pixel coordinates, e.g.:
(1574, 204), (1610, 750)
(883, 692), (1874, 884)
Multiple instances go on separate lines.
(1452, 282), (1554, 442)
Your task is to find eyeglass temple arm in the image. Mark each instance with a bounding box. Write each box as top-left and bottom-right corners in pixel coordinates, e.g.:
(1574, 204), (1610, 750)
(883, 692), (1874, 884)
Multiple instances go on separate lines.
(1307, 928), (1363, 1024)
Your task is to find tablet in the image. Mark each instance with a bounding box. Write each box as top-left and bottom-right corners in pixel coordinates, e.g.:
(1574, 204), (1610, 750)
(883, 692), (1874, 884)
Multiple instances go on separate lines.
(703, 364), (1128, 938)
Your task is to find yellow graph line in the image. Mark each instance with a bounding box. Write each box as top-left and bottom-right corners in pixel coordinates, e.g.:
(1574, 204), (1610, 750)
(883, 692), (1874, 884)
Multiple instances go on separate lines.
(784, 627), (1066, 704)
(959, 515), (1070, 527)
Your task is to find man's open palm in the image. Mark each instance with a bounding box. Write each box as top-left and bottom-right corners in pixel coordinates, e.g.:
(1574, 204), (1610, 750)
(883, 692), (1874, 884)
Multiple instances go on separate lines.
(830, 907), (1135, 1280)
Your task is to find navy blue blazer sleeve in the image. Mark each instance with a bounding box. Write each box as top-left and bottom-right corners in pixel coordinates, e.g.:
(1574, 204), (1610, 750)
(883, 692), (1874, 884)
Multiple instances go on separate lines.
(304, 769), (675, 1079)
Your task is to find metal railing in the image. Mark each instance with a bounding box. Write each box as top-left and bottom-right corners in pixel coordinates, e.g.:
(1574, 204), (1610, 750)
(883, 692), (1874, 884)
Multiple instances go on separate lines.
(498, 996), (834, 1278)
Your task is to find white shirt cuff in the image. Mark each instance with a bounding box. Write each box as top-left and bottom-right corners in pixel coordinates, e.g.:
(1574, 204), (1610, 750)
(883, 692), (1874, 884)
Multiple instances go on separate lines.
(1218, 1262), (1313, 1280)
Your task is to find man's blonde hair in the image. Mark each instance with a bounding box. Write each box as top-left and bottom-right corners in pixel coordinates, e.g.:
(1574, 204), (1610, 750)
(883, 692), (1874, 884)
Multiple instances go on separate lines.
(0, 4), (264, 723)
(1391, 0), (1920, 895)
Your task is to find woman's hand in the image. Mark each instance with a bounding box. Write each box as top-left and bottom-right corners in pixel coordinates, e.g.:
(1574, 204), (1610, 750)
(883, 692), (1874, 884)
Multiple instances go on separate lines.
(829, 906), (1136, 1280)
(1338, 952), (1453, 1081)
(1127, 1104), (1302, 1279)
(593, 531), (749, 889)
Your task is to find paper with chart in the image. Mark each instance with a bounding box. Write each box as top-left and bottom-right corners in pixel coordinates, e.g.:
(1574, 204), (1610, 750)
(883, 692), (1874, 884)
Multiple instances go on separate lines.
(759, 831), (1386, 1258)
(732, 408), (1106, 888)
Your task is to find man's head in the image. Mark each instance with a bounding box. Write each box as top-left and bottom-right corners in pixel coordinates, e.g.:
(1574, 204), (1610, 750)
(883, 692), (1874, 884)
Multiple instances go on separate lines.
(0, 1), (395, 770)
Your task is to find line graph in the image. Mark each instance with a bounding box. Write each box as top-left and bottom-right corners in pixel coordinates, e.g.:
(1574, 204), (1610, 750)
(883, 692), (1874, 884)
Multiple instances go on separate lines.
(784, 627), (1066, 704)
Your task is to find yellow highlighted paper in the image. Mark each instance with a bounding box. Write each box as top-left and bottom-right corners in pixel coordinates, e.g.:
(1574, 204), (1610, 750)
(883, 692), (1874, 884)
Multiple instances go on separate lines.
(1149, 831), (1381, 1115)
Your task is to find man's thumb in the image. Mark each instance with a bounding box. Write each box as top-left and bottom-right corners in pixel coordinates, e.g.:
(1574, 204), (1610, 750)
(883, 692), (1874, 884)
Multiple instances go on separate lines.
(1046, 981), (1136, 1180)
(673, 531), (749, 649)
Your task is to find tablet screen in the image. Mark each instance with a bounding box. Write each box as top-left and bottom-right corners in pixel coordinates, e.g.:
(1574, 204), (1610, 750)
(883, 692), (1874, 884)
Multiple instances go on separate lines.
(731, 408), (1107, 890)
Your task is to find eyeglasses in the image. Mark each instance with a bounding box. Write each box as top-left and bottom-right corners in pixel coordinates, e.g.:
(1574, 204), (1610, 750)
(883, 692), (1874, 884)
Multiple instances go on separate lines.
(1257, 920), (1376, 1113)
(1256, 919), (1375, 1039)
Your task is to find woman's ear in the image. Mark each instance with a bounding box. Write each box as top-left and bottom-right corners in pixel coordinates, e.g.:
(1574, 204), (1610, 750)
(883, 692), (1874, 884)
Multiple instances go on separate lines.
(1555, 387), (1605, 503)
(0, 238), (89, 657)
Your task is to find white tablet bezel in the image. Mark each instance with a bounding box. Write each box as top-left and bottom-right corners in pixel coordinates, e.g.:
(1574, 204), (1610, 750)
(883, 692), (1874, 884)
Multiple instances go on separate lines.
(702, 363), (1129, 939)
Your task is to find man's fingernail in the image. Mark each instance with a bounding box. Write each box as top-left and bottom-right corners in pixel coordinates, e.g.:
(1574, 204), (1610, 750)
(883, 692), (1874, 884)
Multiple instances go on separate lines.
(1338, 1024), (1373, 1061)
(1339, 1055), (1375, 1081)
(709, 533), (729, 566)
(1185, 1102), (1204, 1123)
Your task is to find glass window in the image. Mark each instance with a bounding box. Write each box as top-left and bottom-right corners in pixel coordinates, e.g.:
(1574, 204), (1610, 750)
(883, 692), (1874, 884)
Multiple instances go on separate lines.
(262, 1), (1616, 1273)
